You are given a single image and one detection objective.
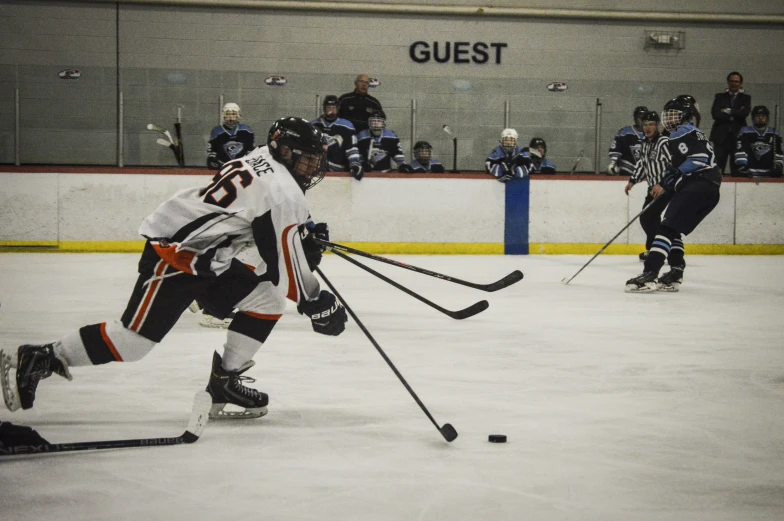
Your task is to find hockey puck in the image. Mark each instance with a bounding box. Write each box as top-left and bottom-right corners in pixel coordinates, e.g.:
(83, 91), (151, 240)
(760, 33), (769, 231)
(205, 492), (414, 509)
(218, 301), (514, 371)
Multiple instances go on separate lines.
(488, 434), (507, 443)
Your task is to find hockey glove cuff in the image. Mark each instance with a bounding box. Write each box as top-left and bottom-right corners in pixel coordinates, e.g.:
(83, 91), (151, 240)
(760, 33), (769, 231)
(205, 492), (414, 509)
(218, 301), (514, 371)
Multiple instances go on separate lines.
(297, 291), (347, 336)
(302, 223), (329, 270)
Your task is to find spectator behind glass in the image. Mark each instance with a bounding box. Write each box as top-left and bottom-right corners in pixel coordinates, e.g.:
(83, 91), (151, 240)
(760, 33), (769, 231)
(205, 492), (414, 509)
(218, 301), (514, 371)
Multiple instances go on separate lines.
(485, 128), (532, 183)
(734, 105), (783, 178)
(710, 71), (751, 176)
(402, 141), (445, 173)
(311, 94), (363, 180)
(356, 110), (407, 174)
(607, 106), (647, 176)
(338, 74), (384, 133)
(525, 137), (556, 174)
(207, 103), (255, 170)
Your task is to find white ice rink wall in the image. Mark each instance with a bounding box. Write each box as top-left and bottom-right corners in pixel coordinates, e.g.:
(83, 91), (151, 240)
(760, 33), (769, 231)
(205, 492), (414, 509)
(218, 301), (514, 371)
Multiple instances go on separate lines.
(0, 170), (783, 254)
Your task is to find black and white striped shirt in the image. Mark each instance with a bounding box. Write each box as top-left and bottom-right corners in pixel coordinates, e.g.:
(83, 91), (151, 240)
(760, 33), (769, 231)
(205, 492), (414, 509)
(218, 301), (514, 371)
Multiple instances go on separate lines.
(630, 134), (669, 187)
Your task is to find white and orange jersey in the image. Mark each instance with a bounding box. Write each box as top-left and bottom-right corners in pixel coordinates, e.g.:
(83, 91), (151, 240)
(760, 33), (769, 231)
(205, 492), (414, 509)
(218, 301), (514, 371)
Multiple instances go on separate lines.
(139, 145), (320, 304)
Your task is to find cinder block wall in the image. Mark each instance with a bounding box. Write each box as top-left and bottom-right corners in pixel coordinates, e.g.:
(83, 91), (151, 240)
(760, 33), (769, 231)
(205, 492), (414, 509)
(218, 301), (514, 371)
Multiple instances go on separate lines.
(1, 0), (782, 169)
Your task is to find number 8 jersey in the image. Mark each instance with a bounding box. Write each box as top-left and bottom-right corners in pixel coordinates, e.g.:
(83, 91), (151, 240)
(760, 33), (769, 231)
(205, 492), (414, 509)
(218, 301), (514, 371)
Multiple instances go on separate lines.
(139, 145), (320, 304)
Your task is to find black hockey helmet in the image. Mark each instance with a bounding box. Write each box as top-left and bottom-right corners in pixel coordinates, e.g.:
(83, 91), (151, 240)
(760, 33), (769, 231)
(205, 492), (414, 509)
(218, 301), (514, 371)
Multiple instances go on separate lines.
(267, 117), (328, 190)
(528, 137), (547, 152)
(368, 109), (386, 137)
(633, 106), (649, 124)
(413, 140), (432, 162)
(752, 105), (770, 129)
(661, 97), (693, 132)
(641, 110), (660, 123)
(675, 94), (701, 126)
(322, 95), (339, 121)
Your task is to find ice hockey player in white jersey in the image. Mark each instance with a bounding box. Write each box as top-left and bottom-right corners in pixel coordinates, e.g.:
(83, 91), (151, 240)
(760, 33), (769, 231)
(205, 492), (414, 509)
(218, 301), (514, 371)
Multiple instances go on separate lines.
(0, 117), (347, 419)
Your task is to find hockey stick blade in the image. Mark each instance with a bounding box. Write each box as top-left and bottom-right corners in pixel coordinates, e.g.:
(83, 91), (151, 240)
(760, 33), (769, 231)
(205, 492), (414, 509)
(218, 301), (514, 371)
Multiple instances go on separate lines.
(479, 270), (524, 292)
(316, 239), (523, 293)
(330, 248), (488, 320)
(0, 391), (211, 457)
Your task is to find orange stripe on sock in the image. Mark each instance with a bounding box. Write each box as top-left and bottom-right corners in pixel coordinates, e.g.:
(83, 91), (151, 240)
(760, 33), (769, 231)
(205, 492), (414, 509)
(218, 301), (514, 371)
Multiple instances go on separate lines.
(242, 311), (282, 321)
(99, 322), (124, 362)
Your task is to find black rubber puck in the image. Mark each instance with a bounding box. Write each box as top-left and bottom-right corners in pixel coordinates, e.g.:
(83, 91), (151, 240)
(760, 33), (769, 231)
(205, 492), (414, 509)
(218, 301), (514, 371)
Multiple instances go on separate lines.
(488, 434), (507, 443)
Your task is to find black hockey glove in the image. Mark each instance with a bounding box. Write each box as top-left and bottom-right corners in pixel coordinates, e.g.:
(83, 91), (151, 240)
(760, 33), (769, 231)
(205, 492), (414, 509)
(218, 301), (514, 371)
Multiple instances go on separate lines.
(301, 222), (329, 270)
(661, 167), (681, 192)
(350, 163), (364, 180)
(207, 155), (224, 170)
(0, 421), (50, 447)
(398, 163), (414, 173)
(498, 162), (514, 183)
(297, 290), (347, 336)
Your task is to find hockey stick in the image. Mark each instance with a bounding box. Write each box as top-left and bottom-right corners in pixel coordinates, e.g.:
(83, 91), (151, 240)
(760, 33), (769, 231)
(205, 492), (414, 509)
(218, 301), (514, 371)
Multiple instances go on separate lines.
(175, 107), (185, 167)
(156, 138), (181, 164)
(561, 194), (663, 285)
(0, 391), (211, 457)
(147, 123), (174, 145)
(330, 249), (488, 320)
(315, 267), (458, 443)
(571, 150), (585, 174)
(443, 125), (458, 172)
(315, 238), (523, 292)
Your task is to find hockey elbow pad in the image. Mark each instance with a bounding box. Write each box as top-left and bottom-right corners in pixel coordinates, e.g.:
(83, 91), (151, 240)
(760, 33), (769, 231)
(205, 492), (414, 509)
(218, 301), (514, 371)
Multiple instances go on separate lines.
(297, 291), (347, 336)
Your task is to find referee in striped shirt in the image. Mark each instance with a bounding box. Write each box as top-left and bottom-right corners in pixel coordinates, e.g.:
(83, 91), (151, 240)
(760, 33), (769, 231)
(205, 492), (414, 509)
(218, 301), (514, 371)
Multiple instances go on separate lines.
(624, 111), (672, 261)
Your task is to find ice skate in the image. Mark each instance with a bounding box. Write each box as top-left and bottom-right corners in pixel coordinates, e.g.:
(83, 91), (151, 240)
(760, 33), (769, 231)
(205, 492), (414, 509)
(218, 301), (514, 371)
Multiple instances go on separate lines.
(0, 344), (72, 412)
(206, 351), (268, 419)
(625, 272), (658, 293)
(657, 267), (683, 292)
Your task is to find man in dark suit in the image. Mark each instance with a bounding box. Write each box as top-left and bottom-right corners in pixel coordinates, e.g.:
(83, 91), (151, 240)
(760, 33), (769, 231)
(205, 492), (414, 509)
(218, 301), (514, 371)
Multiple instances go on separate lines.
(710, 71), (751, 176)
(338, 74), (384, 133)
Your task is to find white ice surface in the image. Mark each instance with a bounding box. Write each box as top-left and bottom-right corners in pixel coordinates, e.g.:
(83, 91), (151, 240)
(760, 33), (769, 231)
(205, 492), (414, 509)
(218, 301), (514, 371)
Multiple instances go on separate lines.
(0, 253), (783, 521)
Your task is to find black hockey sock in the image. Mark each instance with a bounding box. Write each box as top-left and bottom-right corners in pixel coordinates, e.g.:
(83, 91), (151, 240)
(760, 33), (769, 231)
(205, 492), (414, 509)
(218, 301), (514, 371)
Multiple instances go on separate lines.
(668, 237), (685, 268)
(644, 234), (671, 274)
(79, 323), (122, 365)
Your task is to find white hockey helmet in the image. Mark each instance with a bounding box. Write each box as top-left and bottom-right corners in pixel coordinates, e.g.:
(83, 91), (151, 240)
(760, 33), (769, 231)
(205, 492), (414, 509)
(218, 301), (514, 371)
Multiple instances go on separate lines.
(501, 128), (518, 153)
(222, 103), (241, 129)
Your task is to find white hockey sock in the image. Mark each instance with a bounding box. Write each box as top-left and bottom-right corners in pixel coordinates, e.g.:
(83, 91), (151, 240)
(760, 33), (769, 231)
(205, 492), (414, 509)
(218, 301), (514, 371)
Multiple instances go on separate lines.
(54, 331), (92, 367)
(221, 330), (263, 371)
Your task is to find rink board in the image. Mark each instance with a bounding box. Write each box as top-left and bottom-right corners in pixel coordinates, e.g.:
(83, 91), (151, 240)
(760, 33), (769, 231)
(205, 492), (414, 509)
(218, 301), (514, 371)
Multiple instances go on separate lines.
(0, 170), (782, 254)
